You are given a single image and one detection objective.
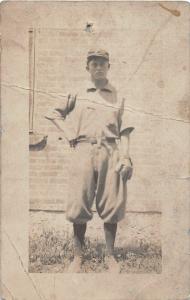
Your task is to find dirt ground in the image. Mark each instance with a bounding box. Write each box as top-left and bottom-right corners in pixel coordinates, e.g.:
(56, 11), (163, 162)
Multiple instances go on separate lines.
(29, 210), (162, 273)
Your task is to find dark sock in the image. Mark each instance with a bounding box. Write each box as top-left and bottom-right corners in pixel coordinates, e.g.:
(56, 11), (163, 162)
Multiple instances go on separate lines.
(73, 223), (87, 256)
(104, 223), (117, 256)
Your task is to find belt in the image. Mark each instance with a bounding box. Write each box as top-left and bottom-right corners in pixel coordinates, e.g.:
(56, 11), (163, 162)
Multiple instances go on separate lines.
(69, 136), (118, 147)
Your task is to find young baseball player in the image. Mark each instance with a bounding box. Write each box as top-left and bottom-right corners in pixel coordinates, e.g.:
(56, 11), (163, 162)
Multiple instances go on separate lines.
(45, 49), (134, 272)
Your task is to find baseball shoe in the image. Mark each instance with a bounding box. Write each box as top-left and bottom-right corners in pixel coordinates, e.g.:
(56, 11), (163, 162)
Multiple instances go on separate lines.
(67, 256), (83, 273)
(106, 255), (120, 273)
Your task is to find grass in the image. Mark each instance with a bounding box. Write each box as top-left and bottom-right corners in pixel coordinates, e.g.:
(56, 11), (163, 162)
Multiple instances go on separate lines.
(29, 228), (162, 273)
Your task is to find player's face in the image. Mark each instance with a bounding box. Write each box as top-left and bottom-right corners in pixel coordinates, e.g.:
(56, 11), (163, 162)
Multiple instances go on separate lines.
(86, 57), (110, 80)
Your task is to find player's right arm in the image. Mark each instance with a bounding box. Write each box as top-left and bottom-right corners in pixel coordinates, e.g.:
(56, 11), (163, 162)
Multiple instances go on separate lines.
(45, 94), (77, 120)
(44, 94), (77, 130)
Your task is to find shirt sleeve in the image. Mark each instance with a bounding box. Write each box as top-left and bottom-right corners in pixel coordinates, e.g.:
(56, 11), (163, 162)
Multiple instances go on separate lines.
(44, 107), (67, 135)
(118, 98), (135, 136)
(45, 108), (67, 120)
(44, 94), (77, 120)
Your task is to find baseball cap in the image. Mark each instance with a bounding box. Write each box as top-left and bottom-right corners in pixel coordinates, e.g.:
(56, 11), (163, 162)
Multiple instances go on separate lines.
(87, 49), (109, 61)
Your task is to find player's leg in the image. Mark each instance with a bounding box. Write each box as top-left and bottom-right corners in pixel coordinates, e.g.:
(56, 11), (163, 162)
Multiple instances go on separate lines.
(68, 223), (87, 273)
(96, 144), (126, 272)
(104, 222), (117, 256)
(103, 222), (120, 272)
(66, 144), (96, 272)
(73, 223), (87, 251)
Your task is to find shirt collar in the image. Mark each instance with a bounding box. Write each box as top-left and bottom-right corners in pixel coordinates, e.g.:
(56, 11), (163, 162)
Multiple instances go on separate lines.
(86, 80), (114, 93)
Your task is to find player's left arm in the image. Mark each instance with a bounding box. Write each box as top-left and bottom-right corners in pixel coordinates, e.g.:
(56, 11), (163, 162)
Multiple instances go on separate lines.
(116, 97), (134, 181)
(118, 132), (133, 181)
(116, 129), (133, 181)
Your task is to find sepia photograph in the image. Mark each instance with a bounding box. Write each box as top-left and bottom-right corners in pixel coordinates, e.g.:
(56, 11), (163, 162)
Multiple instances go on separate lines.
(28, 7), (163, 274)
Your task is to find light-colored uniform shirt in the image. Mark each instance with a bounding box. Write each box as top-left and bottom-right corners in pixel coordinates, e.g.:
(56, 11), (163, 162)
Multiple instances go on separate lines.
(45, 81), (132, 142)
